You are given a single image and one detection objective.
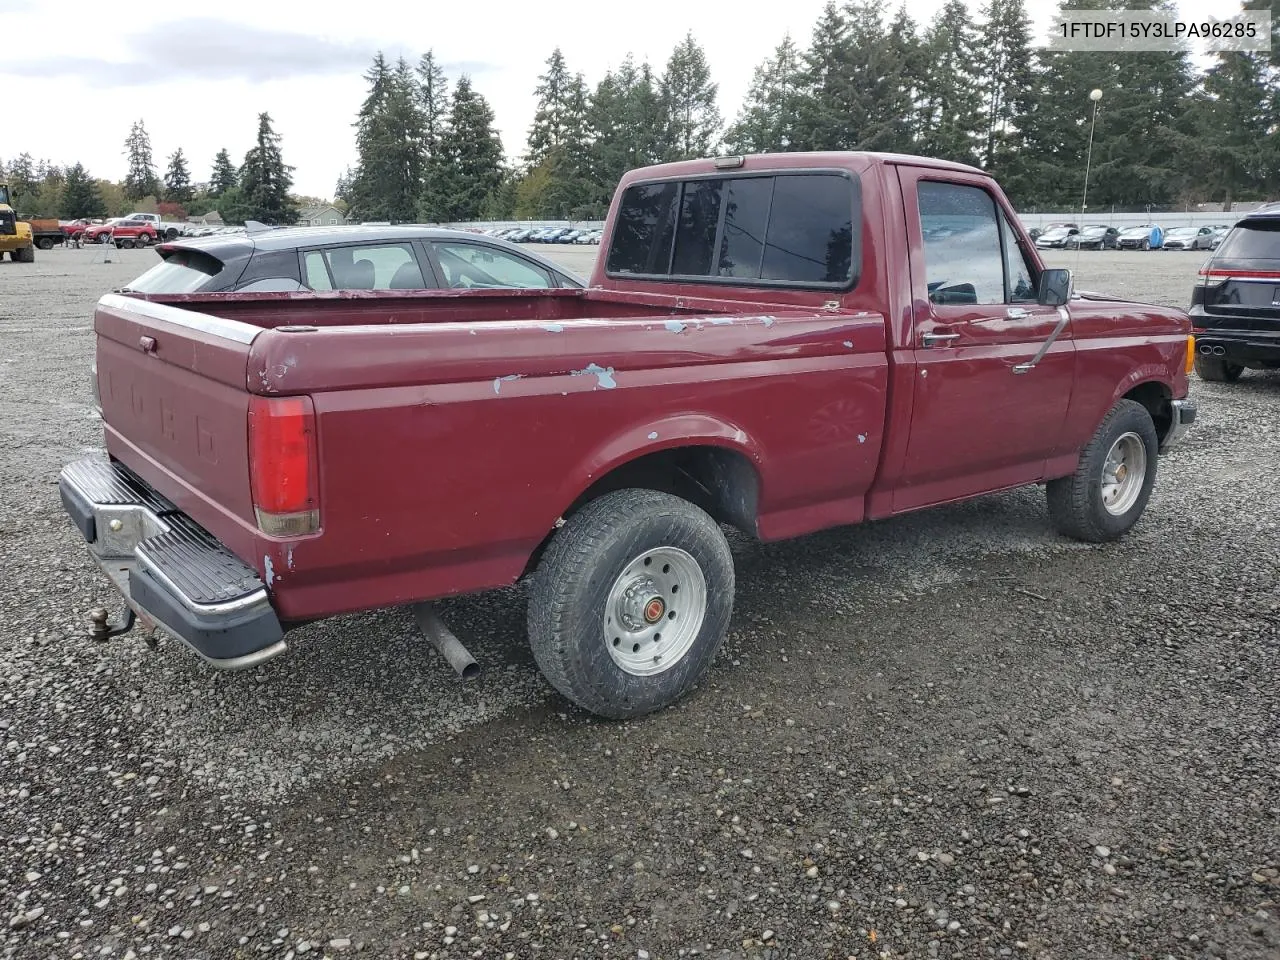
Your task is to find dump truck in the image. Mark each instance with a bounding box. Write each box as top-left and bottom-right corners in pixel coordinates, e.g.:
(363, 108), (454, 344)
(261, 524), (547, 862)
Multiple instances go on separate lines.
(0, 183), (35, 262)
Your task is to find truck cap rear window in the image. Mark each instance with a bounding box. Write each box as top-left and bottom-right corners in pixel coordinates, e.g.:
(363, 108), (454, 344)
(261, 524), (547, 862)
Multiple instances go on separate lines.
(606, 171), (860, 289)
(125, 248), (224, 294)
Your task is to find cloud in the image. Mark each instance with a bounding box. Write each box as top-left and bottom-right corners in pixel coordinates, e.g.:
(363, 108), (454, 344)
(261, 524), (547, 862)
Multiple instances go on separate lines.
(0, 18), (497, 86)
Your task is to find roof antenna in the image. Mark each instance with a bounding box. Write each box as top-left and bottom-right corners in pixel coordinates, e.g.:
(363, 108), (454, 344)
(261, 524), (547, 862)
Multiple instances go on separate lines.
(1076, 88), (1103, 280)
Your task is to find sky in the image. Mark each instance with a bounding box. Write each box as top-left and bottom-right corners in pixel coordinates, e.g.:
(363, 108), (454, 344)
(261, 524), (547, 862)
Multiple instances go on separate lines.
(2, 0), (1242, 200)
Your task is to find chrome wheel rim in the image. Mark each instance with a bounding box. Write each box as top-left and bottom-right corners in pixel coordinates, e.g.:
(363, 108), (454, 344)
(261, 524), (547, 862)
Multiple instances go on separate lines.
(603, 546), (707, 677)
(1101, 431), (1147, 516)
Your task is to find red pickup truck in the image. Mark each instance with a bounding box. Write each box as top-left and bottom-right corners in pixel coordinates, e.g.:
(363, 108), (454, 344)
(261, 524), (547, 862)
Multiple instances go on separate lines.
(59, 151), (1197, 718)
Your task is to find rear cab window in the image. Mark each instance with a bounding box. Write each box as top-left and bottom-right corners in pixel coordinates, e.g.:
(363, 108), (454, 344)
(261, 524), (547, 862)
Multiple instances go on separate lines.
(605, 171), (860, 288)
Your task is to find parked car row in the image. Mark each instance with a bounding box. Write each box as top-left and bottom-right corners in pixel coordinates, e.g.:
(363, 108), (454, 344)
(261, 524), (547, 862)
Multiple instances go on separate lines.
(479, 226), (603, 245)
(1028, 222), (1231, 251)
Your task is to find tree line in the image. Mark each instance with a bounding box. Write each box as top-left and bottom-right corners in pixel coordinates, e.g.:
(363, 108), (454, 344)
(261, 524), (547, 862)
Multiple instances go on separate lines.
(2, 113), (301, 224)
(346, 0), (1280, 221)
(7, 0), (1278, 224)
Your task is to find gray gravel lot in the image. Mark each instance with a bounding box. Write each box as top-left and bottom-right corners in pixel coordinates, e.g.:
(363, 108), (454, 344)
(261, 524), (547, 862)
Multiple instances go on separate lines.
(1, 244), (1277, 959)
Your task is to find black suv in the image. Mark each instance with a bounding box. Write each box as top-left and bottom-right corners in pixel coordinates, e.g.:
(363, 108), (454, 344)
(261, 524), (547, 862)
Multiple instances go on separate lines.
(1190, 209), (1280, 382)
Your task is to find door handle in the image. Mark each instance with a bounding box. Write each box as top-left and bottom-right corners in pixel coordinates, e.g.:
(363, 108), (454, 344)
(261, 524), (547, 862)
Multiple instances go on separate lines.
(921, 332), (960, 347)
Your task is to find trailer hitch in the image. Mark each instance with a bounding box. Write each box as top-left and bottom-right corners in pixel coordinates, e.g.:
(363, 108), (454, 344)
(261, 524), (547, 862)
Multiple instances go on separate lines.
(88, 605), (136, 643)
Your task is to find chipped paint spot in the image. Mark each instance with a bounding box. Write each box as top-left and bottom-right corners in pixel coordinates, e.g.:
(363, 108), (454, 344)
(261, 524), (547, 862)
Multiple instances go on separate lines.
(710, 317), (733, 326)
(647, 431), (659, 440)
(286, 546), (296, 571)
(493, 374), (523, 395)
(572, 363), (617, 389)
(734, 429), (747, 443)
(664, 319), (686, 333)
(857, 434), (867, 444)
(469, 328), (478, 336)
(843, 340), (854, 348)
(761, 316), (776, 328)
(541, 323), (565, 333)
(263, 555), (275, 589)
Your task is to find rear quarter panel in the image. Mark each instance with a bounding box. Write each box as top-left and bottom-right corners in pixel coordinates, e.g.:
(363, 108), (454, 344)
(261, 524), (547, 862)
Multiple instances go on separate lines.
(251, 311), (890, 621)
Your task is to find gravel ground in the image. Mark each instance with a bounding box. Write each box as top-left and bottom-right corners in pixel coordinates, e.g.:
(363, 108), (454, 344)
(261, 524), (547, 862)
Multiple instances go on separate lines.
(1, 244), (1277, 959)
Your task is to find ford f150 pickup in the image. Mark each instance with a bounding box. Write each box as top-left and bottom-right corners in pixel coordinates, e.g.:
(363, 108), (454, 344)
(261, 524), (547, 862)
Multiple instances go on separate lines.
(59, 151), (1198, 718)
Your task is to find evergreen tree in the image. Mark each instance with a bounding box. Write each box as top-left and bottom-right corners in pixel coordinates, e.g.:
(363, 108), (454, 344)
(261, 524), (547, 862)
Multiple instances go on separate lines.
(60, 164), (106, 219)
(725, 34), (804, 153)
(164, 148), (194, 205)
(868, 3), (925, 153)
(917, 0), (983, 164)
(432, 76), (504, 222)
(660, 32), (722, 160)
(238, 112), (298, 224)
(209, 148), (238, 197)
(6, 153), (39, 214)
(123, 120), (160, 202)
(1186, 0), (1277, 205)
(976, 0), (1034, 174)
(584, 56), (667, 210)
(795, 3), (856, 150)
(524, 49), (593, 216)
(417, 49), (452, 215)
(526, 48), (576, 165)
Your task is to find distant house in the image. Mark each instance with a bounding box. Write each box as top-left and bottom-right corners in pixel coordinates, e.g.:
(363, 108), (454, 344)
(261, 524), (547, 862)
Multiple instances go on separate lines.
(299, 205), (347, 227)
(185, 210), (223, 226)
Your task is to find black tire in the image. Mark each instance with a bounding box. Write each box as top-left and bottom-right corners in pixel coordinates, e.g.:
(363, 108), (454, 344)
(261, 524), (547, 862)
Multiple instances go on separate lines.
(1047, 399), (1159, 543)
(1193, 354), (1244, 383)
(527, 488), (735, 719)
(118, 238), (134, 249)
(135, 233), (150, 247)
(98, 233), (111, 244)
(13, 244), (34, 263)
(1140, 239), (1150, 251)
(36, 237), (54, 250)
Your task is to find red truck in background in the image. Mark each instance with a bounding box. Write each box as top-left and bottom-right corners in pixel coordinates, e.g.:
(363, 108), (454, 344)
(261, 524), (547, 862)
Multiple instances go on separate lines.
(59, 151), (1197, 719)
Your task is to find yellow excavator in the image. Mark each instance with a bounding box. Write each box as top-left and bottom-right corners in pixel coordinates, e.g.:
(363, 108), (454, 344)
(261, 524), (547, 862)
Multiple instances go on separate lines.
(0, 182), (35, 262)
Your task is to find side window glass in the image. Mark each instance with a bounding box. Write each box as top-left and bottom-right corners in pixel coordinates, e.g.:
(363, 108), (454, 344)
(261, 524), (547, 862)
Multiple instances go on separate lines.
(324, 243), (427, 290)
(605, 181), (680, 275)
(917, 181), (1004, 305)
(433, 243), (551, 289)
(303, 251), (332, 290)
(1001, 215), (1037, 302)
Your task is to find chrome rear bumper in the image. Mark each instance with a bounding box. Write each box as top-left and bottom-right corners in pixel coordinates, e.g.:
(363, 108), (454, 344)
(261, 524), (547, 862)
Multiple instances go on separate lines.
(1161, 398), (1197, 453)
(59, 457), (285, 669)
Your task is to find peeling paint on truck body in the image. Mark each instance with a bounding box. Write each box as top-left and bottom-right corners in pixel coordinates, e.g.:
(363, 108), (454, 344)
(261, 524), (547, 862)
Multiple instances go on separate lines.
(86, 150), (1192, 635)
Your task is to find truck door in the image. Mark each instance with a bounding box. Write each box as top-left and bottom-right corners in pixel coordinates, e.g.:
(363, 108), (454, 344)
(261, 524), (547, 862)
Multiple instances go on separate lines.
(893, 167), (1075, 512)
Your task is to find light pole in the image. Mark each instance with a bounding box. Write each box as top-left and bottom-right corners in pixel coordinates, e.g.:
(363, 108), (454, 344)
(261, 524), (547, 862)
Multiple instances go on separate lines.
(1076, 88), (1103, 274)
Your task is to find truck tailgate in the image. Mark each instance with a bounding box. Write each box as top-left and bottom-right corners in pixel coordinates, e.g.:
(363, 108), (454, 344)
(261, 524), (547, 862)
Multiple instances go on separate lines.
(94, 294), (262, 557)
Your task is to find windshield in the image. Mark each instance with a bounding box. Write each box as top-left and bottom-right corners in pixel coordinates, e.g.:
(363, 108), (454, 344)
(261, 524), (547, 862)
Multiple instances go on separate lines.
(1168, 228), (1197, 238)
(125, 248), (225, 293)
(1080, 227), (1106, 237)
(0, 185), (9, 206)
(1214, 221), (1280, 261)
(1121, 226), (1152, 236)
(1042, 228), (1070, 238)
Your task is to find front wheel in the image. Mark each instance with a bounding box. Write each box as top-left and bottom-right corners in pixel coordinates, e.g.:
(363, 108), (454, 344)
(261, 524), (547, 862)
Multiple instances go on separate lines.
(527, 488), (735, 719)
(1047, 399), (1158, 543)
(1194, 354), (1245, 383)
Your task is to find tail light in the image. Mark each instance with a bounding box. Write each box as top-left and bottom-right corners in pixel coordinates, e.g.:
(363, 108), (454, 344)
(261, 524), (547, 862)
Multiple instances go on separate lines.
(248, 396), (319, 536)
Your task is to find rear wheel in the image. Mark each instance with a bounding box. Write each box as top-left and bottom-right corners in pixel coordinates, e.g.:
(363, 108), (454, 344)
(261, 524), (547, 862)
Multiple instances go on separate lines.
(135, 233), (150, 247)
(527, 488), (735, 719)
(36, 237), (54, 250)
(118, 238), (135, 249)
(1194, 354), (1245, 383)
(12, 244), (35, 263)
(1047, 399), (1158, 543)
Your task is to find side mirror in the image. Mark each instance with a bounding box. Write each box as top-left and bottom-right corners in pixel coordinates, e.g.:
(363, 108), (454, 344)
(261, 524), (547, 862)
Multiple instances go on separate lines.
(1037, 268), (1072, 307)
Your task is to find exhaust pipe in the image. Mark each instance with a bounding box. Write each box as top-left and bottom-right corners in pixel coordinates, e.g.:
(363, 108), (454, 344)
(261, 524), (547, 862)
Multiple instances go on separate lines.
(1199, 344), (1213, 355)
(1213, 345), (1226, 356)
(411, 603), (480, 680)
